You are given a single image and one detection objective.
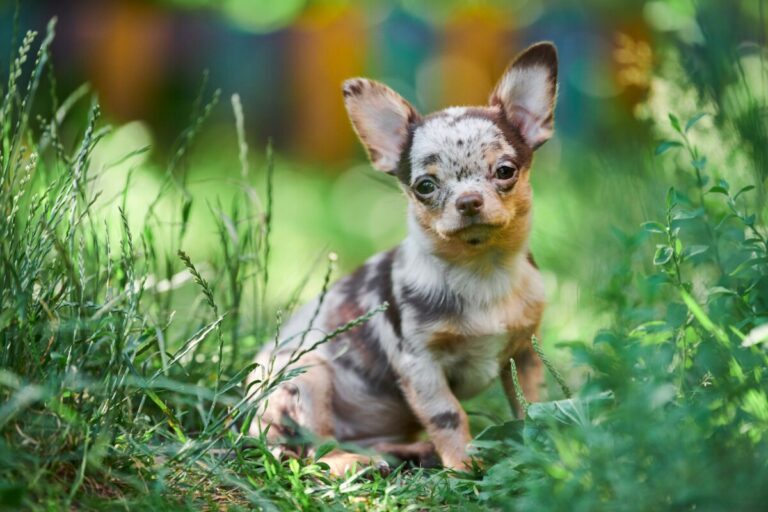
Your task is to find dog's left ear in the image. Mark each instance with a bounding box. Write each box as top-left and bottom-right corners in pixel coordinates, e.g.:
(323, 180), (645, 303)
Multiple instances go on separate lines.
(490, 42), (558, 149)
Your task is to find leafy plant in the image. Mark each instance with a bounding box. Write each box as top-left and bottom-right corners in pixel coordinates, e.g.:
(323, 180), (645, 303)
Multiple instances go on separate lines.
(467, 107), (768, 512)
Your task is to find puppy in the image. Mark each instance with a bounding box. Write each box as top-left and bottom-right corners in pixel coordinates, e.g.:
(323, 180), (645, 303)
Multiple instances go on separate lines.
(248, 42), (557, 475)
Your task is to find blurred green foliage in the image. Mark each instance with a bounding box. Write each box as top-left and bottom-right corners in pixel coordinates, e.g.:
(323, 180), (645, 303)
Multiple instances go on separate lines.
(469, 110), (768, 510)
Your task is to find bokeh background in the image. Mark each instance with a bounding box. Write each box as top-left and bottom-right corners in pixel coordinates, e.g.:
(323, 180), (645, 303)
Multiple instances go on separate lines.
(2, 0), (765, 398)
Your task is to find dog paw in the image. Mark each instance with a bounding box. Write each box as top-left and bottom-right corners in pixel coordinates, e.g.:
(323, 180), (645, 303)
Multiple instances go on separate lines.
(375, 440), (440, 468)
(319, 451), (389, 477)
(375, 459), (391, 477)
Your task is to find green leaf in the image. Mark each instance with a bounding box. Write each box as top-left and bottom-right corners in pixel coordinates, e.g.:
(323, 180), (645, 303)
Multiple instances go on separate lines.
(669, 113), (682, 133)
(708, 286), (736, 298)
(655, 140), (683, 155)
(708, 186), (729, 195)
(527, 393), (613, 425)
(666, 187), (676, 209)
(674, 238), (683, 256)
(474, 419), (524, 443)
(630, 320), (671, 336)
(734, 185), (755, 200)
(672, 208), (704, 220)
(715, 213), (738, 231)
(646, 272), (671, 285)
(742, 238), (764, 249)
(654, 245), (673, 265)
(684, 113), (708, 133)
(691, 157), (707, 170)
(641, 221), (666, 234)
(314, 440), (338, 460)
(682, 245), (708, 260)
(729, 256), (762, 277)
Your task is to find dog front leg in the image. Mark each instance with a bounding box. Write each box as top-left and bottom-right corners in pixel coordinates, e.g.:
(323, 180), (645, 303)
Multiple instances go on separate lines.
(396, 357), (472, 470)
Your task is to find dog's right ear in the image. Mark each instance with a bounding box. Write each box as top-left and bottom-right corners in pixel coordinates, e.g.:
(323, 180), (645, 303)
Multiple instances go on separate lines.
(490, 42), (558, 150)
(342, 78), (420, 173)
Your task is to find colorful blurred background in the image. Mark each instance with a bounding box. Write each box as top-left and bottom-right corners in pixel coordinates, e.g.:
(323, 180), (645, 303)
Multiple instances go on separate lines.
(1, 0), (663, 150)
(2, 0), (765, 391)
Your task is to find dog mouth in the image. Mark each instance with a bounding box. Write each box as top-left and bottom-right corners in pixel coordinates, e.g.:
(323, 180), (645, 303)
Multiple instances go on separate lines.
(443, 222), (504, 246)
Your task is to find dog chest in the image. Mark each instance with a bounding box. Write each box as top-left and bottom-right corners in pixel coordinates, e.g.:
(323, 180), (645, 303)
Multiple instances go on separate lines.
(427, 330), (507, 399)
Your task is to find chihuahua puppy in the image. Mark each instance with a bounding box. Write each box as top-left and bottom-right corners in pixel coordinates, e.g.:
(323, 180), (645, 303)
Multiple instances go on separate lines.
(248, 42), (557, 475)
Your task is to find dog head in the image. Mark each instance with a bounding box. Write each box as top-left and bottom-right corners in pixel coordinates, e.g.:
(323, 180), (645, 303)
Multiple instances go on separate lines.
(343, 43), (558, 262)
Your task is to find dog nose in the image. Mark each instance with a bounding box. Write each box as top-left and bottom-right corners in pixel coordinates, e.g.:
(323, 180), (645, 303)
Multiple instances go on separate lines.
(455, 193), (484, 216)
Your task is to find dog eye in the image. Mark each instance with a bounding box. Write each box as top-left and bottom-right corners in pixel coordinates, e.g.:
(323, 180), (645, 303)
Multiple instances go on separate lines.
(495, 164), (518, 180)
(414, 177), (438, 197)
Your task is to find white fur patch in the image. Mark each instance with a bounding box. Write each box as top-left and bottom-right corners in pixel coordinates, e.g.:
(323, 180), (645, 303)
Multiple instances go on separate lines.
(343, 78), (416, 172)
(496, 66), (552, 119)
(494, 64), (556, 147)
(435, 333), (507, 398)
(401, 222), (526, 307)
(410, 113), (513, 185)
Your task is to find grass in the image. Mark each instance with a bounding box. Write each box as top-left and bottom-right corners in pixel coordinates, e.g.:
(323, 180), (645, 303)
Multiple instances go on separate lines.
(2, 6), (768, 511)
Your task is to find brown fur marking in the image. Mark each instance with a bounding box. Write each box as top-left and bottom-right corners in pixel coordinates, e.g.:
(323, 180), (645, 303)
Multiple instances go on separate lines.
(429, 411), (461, 429)
(427, 331), (466, 352)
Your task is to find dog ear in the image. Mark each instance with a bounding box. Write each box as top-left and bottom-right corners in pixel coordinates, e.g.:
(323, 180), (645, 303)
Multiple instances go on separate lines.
(490, 42), (558, 149)
(342, 78), (420, 173)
